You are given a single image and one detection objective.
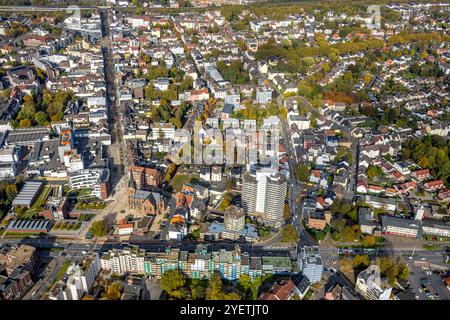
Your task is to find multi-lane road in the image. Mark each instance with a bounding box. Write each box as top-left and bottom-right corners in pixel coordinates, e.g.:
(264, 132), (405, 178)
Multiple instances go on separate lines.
(277, 95), (317, 247)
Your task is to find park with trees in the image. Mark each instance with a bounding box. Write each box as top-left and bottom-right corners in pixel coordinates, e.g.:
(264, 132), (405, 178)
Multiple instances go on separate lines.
(159, 269), (241, 300)
(401, 135), (450, 188)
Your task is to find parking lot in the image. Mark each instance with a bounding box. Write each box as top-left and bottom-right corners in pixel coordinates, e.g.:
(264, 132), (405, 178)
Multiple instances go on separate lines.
(407, 262), (450, 300)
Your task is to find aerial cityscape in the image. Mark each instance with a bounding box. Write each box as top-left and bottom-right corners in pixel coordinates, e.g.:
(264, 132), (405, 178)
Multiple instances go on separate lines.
(0, 0), (449, 303)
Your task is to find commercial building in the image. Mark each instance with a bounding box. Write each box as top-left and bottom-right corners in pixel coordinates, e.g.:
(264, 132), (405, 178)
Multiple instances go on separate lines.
(356, 265), (392, 300)
(67, 168), (110, 200)
(0, 244), (38, 275)
(5, 127), (50, 148)
(206, 205), (259, 242)
(150, 123), (175, 140)
(381, 215), (421, 238)
(0, 244), (38, 300)
(0, 147), (19, 178)
(207, 221), (259, 242)
(129, 165), (163, 189)
(211, 165), (222, 182)
(358, 207), (375, 235)
(100, 246), (145, 275)
(421, 220), (450, 238)
(365, 195), (397, 212)
(0, 266), (34, 300)
(27, 139), (67, 177)
(298, 246), (323, 284)
(101, 245), (292, 282)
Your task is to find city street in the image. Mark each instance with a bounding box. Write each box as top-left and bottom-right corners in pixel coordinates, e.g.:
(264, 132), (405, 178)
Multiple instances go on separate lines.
(277, 94), (316, 247)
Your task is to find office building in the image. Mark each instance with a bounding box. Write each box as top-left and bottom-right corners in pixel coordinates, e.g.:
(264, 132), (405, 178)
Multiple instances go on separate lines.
(298, 246), (323, 284)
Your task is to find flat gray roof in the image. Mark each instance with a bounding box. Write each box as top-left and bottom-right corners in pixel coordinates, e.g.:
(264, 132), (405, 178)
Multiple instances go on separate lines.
(12, 181), (43, 206)
(7, 219), (51, 231)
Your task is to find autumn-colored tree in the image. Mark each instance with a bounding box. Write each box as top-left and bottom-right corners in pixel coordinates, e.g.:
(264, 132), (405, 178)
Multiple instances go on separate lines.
(5, 184), (18, 202)
(363, 235), (376, 247)
(103, 282), (122, 300)
(19, 119), (32, 128)
(205, 272), (225, 300)
(283, 203), (291, 222)
(353, 255), (369, 268)
(160, 269), (187, 299)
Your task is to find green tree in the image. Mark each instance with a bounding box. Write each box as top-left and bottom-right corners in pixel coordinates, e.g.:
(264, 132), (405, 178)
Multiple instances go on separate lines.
(188, 229), (201, 240)
(216, 60), (250, 85)
(190, 279), (206, 300)
(294, 164), (309, 181)
(280, 224), (299, 243)
(223, 292), (241, 300)
(367, 165), (383, 180)
(251, 276), (262, 300)
(103, 282), (122, 300)
(398, 263), (410, 281)
(34, 111), (48, 126)
(353, 255), (369, 268)
(206, 272), (225, 300)
(283, 203), (291, 222)
(89, 220), (108, 237)
(160, 269), (187, 299)
(179, 76), (193, 92)
(17, 94), (36, 121)
(363, 235), (376, 247)
(19, 119), (32, 127)
(238, 274), (251, 295)
(5, 184), (18, 202)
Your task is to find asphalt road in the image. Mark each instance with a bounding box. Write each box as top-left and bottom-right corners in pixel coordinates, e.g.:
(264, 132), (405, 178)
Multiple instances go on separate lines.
(277, 95), (316, 247)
